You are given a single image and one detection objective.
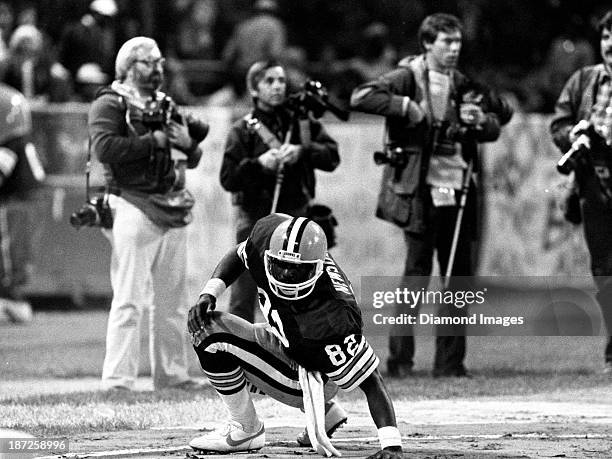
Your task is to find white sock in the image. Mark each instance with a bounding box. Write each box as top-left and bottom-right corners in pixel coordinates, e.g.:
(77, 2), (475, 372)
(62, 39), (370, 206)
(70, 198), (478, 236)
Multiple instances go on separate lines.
(219, 386), (261, 432)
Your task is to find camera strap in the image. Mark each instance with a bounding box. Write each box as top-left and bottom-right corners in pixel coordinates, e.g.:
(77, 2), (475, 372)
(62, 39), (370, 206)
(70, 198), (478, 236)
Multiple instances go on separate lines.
(85, 136), (112, 203)
(245, 114), (284, 149)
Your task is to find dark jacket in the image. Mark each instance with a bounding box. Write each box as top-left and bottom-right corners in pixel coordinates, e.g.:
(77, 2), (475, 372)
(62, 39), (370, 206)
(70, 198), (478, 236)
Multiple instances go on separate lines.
(550, 64), (607, 153)
(350, 54), (504, 233)
(220, 105), (339, 218)
(88, 86), (202, 195)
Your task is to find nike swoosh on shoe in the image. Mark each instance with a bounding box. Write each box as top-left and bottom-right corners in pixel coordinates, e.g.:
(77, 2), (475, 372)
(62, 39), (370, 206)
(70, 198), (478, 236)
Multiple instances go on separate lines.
(226, 425), (264, 447)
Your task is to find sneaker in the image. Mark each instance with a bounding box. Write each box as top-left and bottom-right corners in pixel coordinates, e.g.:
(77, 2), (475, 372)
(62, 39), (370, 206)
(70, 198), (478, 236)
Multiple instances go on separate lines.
(189, 421), (265, 453)
(296, 400), (348, 447)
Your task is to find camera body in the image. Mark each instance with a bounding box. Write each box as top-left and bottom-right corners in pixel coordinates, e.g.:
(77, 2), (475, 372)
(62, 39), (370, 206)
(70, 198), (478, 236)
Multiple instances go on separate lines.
(141, 95), (178, 129)
(373, 146), (411, 169)
(287, 80), (350, 121)
(140, 95), (210, 142)
(70, 194), (113, 229)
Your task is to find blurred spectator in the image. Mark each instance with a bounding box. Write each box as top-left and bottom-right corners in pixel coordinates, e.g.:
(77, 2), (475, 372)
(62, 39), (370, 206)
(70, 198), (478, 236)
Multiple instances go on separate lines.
(15, 3), (37, 27)
(348, 22), (397, 83)
(283, 45), (309, 92)
(73, 62), (107, 102)
(523, 14), (596, 113)
(321, 22), (399, 105)
(168, 0), (218, 60)
(163, 57), (203, 106)
(57, 0), (118, 87)
(221, 0), (287, 97)
(1, 24), (71, 102)
(0, 1), (13, 64)
(0, 83), (46, 324)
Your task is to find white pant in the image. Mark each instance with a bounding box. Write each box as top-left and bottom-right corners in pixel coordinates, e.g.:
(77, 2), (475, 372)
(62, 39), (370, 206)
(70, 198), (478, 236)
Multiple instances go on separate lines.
(101, 195), (191, 389)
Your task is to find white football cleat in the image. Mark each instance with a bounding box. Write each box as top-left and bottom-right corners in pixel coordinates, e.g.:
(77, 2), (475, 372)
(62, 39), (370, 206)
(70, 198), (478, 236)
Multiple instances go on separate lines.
(189, 420), (265, 453)
(297, 400), (347, 447)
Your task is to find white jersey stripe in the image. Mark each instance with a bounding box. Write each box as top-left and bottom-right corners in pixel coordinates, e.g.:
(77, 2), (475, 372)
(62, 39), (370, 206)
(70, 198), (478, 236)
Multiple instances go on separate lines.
(340, 353), (379, 392)
(332, 343), (375, 386)
(328, 340), (380, 391)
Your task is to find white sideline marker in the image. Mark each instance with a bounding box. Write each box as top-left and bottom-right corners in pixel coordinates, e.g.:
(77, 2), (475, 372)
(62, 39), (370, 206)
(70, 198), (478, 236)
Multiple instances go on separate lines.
(34, 433), (612, 459)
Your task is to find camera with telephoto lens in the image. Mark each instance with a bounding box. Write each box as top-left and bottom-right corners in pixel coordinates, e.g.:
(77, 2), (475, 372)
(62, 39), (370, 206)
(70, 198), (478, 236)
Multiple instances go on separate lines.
(287, 80), (350, 121)
(70, 194), (113, 229)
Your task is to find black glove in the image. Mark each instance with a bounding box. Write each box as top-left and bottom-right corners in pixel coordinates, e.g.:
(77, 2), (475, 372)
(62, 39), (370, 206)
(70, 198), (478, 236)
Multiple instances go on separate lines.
(366, 446), (403, 459)
(187, 293), (216, 333)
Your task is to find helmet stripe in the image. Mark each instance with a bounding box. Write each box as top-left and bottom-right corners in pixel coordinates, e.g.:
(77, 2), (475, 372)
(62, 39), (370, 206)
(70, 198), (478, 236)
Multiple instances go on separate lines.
(281, 218), (298, 251)
(285, 217), (308, 252)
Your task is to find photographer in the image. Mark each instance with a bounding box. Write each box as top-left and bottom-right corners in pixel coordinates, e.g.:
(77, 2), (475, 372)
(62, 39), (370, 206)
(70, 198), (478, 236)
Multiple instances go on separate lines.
(550, 10), (612, 375)
(88, 36), (208, 391)
(220, 60), (340, 324)
(351, 13), (511, 378)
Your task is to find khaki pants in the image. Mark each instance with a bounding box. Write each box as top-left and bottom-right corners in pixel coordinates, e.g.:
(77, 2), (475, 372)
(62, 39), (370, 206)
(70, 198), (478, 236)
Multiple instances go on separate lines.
(101, 195), (191, 389)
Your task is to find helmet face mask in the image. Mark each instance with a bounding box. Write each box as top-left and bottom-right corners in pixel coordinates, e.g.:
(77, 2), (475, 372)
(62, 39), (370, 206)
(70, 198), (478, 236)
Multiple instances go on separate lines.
(264, 217), (327, 300)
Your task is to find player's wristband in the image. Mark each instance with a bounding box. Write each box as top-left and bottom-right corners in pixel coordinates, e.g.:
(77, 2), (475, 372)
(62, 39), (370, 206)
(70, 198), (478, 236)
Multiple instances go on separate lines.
(378, 426), (402, 449)
(199, 278), (226, 299)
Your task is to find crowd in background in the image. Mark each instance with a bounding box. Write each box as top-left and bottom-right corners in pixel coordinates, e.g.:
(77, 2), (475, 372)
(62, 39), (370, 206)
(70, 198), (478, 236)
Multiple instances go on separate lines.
(0, 0), (610, 110)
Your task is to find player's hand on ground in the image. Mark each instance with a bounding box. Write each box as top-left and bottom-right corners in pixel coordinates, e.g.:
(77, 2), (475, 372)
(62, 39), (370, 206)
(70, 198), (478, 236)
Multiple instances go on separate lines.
(187, 293), (216, 333)
(366, 446), (403, 459)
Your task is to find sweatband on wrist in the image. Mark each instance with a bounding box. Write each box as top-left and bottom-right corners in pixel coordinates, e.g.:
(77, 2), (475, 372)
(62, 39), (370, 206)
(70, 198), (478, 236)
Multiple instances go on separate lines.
(378, 426), (402, 449)
(200, 278), (226, 299)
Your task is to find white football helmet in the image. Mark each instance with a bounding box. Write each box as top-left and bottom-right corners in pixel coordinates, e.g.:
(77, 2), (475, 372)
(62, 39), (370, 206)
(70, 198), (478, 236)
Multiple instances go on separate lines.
(264, 216), (327, 300)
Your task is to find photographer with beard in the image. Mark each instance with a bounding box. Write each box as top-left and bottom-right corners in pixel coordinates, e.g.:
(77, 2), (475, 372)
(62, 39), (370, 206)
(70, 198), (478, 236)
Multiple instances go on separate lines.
(220, 60), (340, 324)
(351, 13), (512, 378)
(550, 10), (612, 375)
(88, 36), (208, 391)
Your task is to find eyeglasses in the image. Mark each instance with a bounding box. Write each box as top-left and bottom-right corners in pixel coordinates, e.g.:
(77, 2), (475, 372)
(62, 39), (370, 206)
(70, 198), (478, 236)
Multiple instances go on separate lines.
(132, 57), (166, 68)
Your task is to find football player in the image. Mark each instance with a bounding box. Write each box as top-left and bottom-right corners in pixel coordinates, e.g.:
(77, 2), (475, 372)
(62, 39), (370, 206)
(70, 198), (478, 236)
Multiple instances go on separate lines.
(188, 213), (403, 458)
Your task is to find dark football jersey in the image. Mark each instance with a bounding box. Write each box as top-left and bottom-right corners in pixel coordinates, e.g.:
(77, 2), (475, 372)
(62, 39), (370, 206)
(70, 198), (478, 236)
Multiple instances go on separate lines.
(237, 213), (379, 391)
